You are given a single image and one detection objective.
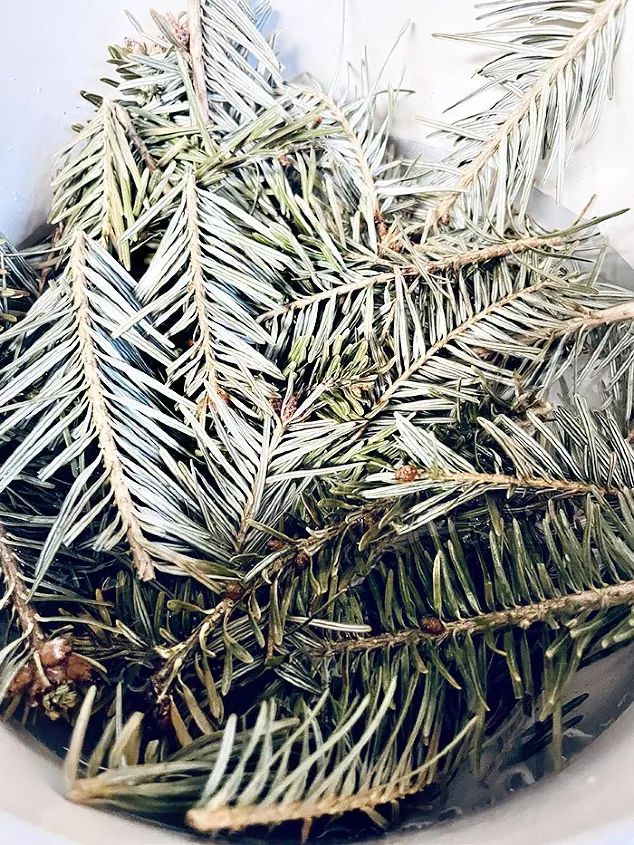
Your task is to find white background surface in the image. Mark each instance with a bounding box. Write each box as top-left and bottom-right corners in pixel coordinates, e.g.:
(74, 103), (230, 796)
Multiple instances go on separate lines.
(0, 0), (633, 264)
(0, 2), (632, 844)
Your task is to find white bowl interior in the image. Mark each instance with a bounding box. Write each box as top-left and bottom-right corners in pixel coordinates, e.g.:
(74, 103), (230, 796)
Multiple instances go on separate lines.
(0, 2), (632, 843)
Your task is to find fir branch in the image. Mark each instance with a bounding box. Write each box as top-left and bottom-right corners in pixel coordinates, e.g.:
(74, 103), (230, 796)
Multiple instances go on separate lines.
(124, 172), (283, 410)
(547, 299), (634, 338)
(371, 270), (555, 415)
(51, 99), (145, 268)
(259, 231), (570, 322)
(317, 92), (386, 243)
(316, 581), (634, 657)
(186, 716), (476, 834)
(427, 0), (627, 228)
(188, 0), (210, 122)
(113, 102), (158, 172)
(422, 233), (566, 273)
(71, 234), (155, 582)
(392, 467), (612, 497)
(185, 172), (222, 410)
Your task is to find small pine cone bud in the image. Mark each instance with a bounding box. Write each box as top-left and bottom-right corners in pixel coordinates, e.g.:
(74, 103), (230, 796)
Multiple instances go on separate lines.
(9, 664), (34, 696)
(40, 637), (72, 668)
(153, 696), (173, 734)
(224, 582), (246, 602)
(65, 653), (93, 683)
(295, 551), (310, 571)
(375, 213), (388, 241)
(419, 616), (446, 636)
(313, 116), (324, 128)
(277, 154), (292, 167)
(268, 539), (286, 551)
(271, 397), (282, 415)
(395, 465), (420, 483)
(282, 395), (299, 423)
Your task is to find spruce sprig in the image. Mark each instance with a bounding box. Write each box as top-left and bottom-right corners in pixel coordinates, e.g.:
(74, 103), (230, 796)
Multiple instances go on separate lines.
(0, 0), (633, 840)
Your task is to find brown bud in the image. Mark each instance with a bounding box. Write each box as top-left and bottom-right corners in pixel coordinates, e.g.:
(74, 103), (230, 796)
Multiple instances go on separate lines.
(39, 637), (72, 668)
(224, 582), (246, 602)
(153, 695), (173, 733)
(313, 116), (324, 128)
(29, 672), (51, 700)
(267, 538), (286, 551)
(295, 551), (310, 571)
(282, 395), (299, 423)
(419, 616), (446, 636)
(395, 465), (420, 483)
(277, 154), (292, 168)
(375, 213), (388, 241)
(9, 664), (33, 696)
(65, 653), (93, 683)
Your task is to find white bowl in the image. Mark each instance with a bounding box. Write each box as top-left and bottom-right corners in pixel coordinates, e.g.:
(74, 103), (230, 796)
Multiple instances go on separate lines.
(0, 2), (632, 843)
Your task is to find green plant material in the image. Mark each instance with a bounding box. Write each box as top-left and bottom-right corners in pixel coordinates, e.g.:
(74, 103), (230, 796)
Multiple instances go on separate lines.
(0, 0), (633, 841)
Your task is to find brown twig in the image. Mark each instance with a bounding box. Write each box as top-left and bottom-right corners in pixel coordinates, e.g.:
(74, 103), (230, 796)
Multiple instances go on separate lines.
(0, 524), (45, 651)
(0, 524), (93, 702)
(152, 598), (235, 705)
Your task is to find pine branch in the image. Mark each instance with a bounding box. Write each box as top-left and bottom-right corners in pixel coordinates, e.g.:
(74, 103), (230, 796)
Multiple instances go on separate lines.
(71, 234), (155, 582)
(427, 0), (627, 228)
(371, 270), (554, 415)
(259, 231), (570, 322)
(317, 92), (386, 244)
(316, 581), (634, 657)
(188, 0), (210, 122)
(186, 717), (475, 834)
(393, 467), (612, 497)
